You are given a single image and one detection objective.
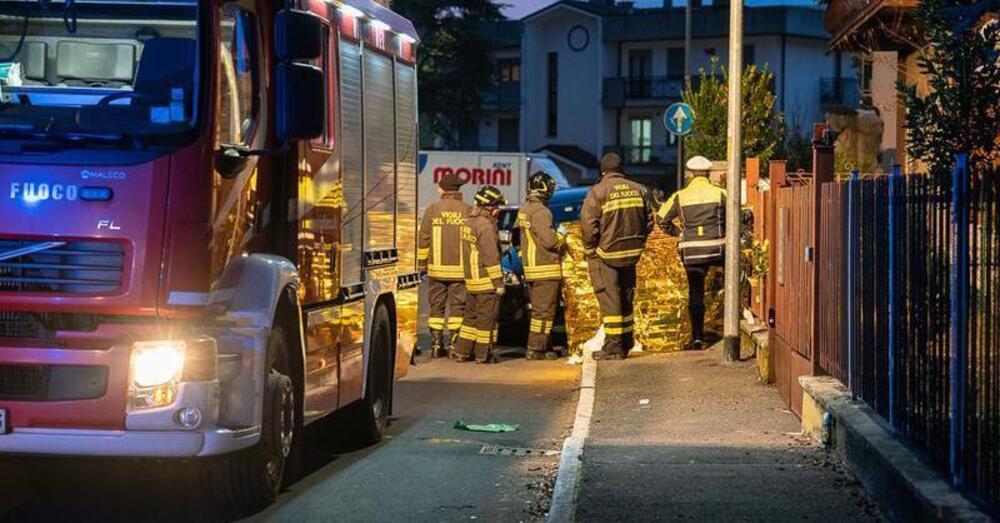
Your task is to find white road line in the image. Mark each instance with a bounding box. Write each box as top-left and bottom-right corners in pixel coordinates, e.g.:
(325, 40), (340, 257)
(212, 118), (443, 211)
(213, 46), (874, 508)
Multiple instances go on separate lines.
(547, 352), (597, 523)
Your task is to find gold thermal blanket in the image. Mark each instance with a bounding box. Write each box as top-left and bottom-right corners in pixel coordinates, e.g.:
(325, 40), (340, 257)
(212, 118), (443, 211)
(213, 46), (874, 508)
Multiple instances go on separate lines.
(560, 225), (724, 354)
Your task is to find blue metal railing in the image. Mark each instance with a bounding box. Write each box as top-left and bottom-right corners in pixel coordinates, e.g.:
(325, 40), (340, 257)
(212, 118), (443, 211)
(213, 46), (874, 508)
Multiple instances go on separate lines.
(834, 156), (998, 514)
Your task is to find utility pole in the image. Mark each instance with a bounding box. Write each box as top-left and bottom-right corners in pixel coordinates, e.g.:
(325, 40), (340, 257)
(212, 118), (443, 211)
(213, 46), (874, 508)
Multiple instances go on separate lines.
(684, 0), (691, 90)
(723, 0), (743, 362)
(679, 0), (692, 193)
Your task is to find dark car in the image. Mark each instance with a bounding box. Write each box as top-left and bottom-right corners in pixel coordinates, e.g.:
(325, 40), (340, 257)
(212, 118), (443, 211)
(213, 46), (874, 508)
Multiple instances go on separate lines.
(496, 188), (591, 351)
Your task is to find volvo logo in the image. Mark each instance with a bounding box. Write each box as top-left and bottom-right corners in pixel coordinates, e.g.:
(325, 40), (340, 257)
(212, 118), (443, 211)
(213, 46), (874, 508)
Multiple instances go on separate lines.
(9, 182), (79, 202)
(81, 169), (126, 181)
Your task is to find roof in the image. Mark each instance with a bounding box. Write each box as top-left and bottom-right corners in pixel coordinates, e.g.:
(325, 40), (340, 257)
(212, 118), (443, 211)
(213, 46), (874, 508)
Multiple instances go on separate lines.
(825, 0), (920, 51)
(522, 0), (619, 22)
(535, 145), (600, 169)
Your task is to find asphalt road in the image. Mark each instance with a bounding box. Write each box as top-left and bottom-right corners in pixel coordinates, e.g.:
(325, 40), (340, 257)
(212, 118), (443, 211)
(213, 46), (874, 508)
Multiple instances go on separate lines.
(0, 352), (580, 523)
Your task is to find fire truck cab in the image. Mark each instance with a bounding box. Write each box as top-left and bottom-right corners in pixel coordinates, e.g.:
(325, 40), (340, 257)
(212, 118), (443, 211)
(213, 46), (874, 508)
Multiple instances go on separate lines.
(0, 0), (420, 509)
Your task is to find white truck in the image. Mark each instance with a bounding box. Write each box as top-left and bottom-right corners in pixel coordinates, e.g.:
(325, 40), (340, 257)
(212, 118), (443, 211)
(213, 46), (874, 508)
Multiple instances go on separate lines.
(417, 151), (571, 218)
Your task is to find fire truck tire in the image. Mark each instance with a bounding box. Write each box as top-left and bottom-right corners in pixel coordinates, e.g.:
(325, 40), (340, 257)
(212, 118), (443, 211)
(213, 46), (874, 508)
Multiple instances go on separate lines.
(207, 326), (298, 512)
(345, 304), (393, 446)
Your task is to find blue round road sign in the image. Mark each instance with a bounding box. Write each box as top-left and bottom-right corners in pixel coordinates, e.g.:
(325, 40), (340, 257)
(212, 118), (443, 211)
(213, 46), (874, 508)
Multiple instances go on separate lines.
(663, 102), (694, 136)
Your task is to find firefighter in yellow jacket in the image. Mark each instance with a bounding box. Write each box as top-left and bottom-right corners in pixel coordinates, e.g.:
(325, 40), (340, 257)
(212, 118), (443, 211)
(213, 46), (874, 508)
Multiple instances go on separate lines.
(656, 155), (727, 350)
(453, 186), (508, 364)
(418, 172), (471, 358)
(581, 153), (654, 360)
(517, 172), (565, 360)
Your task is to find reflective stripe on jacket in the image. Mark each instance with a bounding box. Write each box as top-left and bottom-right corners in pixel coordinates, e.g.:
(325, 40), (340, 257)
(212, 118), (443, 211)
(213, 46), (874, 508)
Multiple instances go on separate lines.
(462, 208), (504, 294)
(517, 196), (563, 281)
(656, 176), (727, 265)
(418, 192), (471, 281)
(579, 172), (653, 267)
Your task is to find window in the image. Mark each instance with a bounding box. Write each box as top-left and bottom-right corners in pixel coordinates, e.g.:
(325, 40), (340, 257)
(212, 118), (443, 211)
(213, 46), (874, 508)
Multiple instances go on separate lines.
(0, 0), (199, 145)
(218, 3), (259, 146)
(628, 49), (652, 97)
(547, 52), (558, 137)
(743, 45), (755, 69)
(667, 47), (685, 79)
(860, 55), (874, 105)
(629, 117), (652, 164)
(628, 49), (652, 78)
(499, 58), (520, 83)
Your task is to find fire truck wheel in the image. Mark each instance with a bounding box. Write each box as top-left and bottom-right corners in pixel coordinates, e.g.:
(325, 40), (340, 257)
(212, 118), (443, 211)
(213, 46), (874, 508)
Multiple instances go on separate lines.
(208, 326), (297, 512)
(346, 304), (394, 446)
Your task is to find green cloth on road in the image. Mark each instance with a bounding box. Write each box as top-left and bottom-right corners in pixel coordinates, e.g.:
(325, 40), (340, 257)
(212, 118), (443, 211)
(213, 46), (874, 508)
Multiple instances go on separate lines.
(453, 421), (520, 433)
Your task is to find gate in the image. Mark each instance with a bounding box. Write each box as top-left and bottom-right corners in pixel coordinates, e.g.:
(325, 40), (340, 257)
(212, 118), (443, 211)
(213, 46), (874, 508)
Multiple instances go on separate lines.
(771, 178), (816, 415)
(817, 182), (847, 383)
(767, 124), (836, 415)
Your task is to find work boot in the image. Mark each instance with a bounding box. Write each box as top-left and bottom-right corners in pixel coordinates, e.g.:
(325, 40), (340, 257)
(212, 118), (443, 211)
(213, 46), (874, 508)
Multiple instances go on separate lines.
(592, 351), (624, 361)
(449, 349), (473, 362)
(475, 344), (500, 364)
(525, 350), (546, 361)
(683, 339), (705, 351)
(430, 330), (447, 358)
(448, 332), (460, 356)
(527, 350), (559, 361)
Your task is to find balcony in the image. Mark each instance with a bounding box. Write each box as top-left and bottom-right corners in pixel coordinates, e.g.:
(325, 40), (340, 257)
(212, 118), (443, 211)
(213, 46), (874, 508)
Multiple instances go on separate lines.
(603, 145), (677, 167)
(820, 77), (862, 109)
(483, 81), (520, 112)
(603, 76), (685, 108)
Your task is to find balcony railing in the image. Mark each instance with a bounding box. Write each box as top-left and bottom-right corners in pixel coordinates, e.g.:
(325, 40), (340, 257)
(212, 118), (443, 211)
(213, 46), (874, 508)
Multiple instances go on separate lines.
(603, 76), (685, 108)
(819, 77), (861, 108)
(483, 81), (520, 111)
(603, 145), (676, 166)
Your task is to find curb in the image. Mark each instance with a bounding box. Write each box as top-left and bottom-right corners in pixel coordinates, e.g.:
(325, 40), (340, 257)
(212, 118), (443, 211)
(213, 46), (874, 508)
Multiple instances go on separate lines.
(800, 376), (993, 523)
(547, 352), (597, 523)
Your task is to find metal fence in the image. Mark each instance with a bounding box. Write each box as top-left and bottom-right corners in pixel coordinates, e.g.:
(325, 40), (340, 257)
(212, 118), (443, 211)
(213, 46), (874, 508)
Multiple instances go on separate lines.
(818, 160), (999, 514)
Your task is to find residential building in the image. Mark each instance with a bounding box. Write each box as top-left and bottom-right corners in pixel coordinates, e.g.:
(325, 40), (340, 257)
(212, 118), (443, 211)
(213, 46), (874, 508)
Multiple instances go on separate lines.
(458, 0), (856, 189)
(478, 20), (524, 152)
(824, 0), (921, 171)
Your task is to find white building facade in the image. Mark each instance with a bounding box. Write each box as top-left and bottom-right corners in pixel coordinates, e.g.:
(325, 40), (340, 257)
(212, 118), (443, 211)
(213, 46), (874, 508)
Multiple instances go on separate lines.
(474, 0), (856, 189)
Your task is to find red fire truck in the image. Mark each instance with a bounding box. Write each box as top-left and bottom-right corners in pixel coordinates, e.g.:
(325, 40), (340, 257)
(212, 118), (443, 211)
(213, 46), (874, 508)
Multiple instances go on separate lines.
(0, 0), (419, 509)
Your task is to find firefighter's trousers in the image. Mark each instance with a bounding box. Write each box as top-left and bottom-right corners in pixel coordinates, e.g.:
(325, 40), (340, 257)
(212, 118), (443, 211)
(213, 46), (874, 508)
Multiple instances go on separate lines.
(454, 291), (500, 360)
(588, 258), (636, 356)
(527, 280), (560, 353)
(427, 278), (467, 339)
(685, 262), (721, 341)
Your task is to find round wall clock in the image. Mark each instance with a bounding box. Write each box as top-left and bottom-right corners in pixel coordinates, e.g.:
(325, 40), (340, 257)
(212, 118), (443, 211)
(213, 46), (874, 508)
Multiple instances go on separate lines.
(567, 25), (589, 52)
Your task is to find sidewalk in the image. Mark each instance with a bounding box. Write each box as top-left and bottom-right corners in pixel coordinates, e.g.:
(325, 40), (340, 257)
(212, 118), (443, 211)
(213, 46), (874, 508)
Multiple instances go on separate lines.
(575, 345), (883, 522)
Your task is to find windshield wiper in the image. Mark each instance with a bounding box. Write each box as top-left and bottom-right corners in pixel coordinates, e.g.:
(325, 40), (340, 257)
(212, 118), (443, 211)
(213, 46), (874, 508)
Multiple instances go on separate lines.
(0, 124), (129, 148)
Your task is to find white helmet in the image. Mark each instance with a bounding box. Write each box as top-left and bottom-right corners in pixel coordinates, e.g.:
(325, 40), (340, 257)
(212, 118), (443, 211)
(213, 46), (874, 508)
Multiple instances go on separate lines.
(686, 156), (713, 173)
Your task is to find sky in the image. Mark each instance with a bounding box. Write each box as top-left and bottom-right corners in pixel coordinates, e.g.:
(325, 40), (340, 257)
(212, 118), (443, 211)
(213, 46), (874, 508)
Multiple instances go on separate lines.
(502, 0), (817, 20)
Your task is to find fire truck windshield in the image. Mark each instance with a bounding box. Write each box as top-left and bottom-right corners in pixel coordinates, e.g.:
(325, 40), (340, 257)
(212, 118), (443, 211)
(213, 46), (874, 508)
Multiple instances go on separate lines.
(0, 0), (199, 146)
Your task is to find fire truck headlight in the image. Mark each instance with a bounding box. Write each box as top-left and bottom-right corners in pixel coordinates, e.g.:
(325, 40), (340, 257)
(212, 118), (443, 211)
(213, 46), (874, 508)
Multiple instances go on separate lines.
(131, 341), (186, 388)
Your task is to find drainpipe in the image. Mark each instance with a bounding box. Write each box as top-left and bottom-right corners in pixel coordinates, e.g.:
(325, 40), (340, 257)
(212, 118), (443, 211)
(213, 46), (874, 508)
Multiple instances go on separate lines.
(780, 34), (786, 112)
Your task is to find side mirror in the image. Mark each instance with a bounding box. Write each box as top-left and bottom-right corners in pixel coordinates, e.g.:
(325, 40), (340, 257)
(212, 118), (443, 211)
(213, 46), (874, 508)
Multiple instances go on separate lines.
(274, 9), (323, 61)
(276, 62), (324, 141)
(214, 146), (250, 179)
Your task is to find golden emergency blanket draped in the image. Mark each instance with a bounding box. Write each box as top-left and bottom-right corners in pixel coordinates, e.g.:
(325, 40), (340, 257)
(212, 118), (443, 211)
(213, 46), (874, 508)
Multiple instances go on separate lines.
(560, 224), (724, 354)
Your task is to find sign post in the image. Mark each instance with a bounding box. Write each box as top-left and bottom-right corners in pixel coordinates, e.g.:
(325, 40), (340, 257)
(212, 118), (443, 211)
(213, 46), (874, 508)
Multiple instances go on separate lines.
(663, 102), (694, 193)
